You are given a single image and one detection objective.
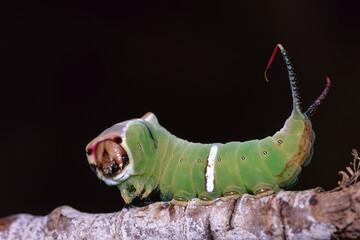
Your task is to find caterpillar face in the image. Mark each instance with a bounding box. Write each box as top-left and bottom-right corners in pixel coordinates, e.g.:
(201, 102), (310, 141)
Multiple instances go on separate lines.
(85, 121), (135, 186)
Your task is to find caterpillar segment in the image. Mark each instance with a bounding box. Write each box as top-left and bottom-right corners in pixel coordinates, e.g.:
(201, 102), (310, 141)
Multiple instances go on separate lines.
(85, 44), (330, 204)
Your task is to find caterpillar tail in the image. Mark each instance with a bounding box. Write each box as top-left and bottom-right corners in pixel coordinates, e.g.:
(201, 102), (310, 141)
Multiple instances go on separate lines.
(265, 44), (331, 118)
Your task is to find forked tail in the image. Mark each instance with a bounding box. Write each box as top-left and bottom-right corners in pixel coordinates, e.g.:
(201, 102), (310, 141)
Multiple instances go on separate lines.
(304, 77), (331, 117)
(264, 44), (331, 117)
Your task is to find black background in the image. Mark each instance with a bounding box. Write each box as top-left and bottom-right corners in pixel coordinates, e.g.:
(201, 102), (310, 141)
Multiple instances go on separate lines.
(2, 1), (360, 217)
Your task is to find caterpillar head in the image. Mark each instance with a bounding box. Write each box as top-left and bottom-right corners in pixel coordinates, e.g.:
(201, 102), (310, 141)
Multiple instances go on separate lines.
(85, 120), (135, 186)
(85, 112), (158, 186)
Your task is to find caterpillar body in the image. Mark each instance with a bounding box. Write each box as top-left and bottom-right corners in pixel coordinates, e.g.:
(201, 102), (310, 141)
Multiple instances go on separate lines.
(86, 44), (330, 204)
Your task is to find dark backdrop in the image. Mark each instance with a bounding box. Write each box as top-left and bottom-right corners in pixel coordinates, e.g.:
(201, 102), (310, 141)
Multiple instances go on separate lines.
(2, 1), (360, 217)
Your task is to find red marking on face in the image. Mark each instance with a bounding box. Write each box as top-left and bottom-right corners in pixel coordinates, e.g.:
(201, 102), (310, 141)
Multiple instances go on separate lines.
(86, 136), (129, 177)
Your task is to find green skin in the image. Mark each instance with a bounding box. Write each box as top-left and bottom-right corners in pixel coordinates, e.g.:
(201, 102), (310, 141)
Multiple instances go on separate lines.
(85, 44), (328, 204)
(86, 108), (313, 204)
(127, 109), (311, 202)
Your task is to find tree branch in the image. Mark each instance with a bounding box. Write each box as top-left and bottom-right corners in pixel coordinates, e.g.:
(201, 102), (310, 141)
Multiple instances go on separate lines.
(2, 182), (360, 239)
(3, 150), (360, 239)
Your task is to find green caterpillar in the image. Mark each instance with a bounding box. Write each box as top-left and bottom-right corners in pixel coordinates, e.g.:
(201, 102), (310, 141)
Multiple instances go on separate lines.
(86, 44), (330, 204)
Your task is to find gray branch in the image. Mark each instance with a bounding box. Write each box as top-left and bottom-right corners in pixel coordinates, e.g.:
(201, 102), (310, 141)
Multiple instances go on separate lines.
(2, 183), (360, 240)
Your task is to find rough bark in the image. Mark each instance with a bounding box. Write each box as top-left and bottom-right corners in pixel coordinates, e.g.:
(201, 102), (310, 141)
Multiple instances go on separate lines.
(2, 182), (360, 240)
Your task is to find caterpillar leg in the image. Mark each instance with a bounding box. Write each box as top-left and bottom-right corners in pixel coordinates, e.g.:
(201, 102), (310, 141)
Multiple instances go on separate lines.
(253, 182), (279, 194)
(220, 192), (243, 202)
(133, 181), (143, 196)
(223, 185), (247, 196)
(170, 198), (189, 206)
(141, 177), (157, 199)
(216, 185), (247, 202)
(252, 182), (279, 199)
(119, 185), (133, 204)
(118, 180), (146, 204)
(170, 190), (195, 206)
(197, 191), (221, 201)
(195, 191), (222, 206)
(173, 190), (196, 202)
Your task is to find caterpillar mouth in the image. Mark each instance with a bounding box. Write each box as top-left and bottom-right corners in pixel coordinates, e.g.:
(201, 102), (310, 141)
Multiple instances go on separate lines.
(88, 139), (129, 177)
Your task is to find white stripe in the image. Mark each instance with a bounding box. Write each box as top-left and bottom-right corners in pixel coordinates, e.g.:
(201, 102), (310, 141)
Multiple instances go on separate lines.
(205, 145), (218, 192)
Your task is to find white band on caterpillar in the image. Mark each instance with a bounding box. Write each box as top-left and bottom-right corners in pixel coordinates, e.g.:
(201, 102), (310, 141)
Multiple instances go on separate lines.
(205, 145), (218, 192)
